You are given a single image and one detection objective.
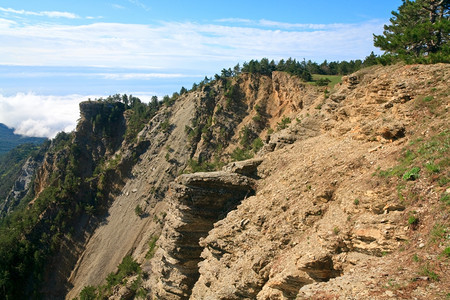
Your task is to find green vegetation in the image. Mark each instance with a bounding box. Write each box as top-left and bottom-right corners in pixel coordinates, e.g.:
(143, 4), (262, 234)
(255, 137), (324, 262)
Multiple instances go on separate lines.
(442, 247), (450, 258)
(374, 0), (449, 63)
(0, 133), (79, 299)
(0, 98), (148, 298)
(230, 126), (264, 162)
(441, 192), (450, 205)
(402, 167), (421, 181)
(146, 236), (158, 259)
(187, 158), (224, 172)
(135, 204), (144, 217)
(420, 264), (440, 281)
(375, 129), (449, 187)
(333, 226), (340, 235)
(79, 285), (97, 300)
(77, 255), (145, 299)
(214, 54), (383, 86)
(276, 116), (291, 131)
(408, 215), (419, 225)
(430, 223), (447, 243)
(312, 74), (342, 88)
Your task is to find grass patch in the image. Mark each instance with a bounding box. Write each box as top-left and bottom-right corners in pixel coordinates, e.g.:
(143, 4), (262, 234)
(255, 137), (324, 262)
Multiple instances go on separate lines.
(402, 167), (421, 181)
(146, 235), (158, 259)
(420, 264), (440, 281)
(408, 215), (419, 226)
(311, 74), (342, 89)
(442, 247), (450, 258)
(440, 193), (450, 205)
(375, 130), (449, 184)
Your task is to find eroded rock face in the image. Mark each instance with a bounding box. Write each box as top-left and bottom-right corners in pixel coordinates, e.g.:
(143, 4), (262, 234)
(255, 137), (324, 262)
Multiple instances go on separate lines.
(150, 167), (257, 299)
(0, 157), (42, 216)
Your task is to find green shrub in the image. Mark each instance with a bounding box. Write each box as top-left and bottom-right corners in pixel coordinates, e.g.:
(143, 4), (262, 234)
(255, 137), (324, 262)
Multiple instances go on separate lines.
(408, 215), (419, 225)
(277, 116), (291, 131)
(79, 285), (97, 300)
(252, 137), (264, 153)
(135, 205), (144, 217)
(160, 119), (171, 133)
(315, 77), (331, 86)
(403, 167), (420, 181)
(333, 226), (340, 235)
(442, 247), (450, 258)
(146, 236), (158, 259)
(230, 147), (253, 162)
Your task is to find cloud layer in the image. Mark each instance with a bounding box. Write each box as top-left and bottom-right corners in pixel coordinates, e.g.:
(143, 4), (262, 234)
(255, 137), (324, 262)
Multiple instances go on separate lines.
(0, 93), (88, 137)
(0, 7), (79, 19)
(0, 18), (384, 70)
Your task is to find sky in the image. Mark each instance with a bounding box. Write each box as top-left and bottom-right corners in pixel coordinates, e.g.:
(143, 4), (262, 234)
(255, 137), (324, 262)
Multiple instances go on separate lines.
(0, 0), (402, 137)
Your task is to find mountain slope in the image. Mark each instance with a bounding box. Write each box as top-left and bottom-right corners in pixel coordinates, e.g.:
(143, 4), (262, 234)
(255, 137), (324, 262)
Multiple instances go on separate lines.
(0, 123), (46, 156)
(0, 63), (448, 300)
(188, 64), (450, 299)
(148, 63), (449, 299)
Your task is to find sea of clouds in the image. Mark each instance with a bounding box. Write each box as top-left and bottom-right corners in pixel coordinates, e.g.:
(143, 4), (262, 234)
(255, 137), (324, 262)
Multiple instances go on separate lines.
(0, 93), (88, 138)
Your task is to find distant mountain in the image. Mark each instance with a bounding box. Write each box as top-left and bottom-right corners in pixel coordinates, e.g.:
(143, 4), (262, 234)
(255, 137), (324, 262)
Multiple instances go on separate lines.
(0, 123), (47, 155)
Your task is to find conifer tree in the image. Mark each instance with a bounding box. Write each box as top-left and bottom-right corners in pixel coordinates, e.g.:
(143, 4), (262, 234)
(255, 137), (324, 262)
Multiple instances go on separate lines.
(373, 0), (449, 62)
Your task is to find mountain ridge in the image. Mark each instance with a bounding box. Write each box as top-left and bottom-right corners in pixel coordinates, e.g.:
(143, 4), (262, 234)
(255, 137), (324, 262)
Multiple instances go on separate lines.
(0, 63), (448, 299)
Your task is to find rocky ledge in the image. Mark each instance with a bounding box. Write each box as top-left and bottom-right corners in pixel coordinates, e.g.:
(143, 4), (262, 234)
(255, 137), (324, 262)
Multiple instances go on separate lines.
(149, 160), (260, 299)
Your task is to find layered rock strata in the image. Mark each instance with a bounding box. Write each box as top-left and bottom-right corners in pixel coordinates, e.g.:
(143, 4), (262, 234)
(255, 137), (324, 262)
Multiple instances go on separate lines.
(150, 166), (258, 299)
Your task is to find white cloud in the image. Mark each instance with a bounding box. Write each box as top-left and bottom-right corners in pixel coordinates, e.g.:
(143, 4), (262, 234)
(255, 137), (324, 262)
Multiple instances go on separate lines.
(0, 6), (79, 19)
(215, 18), (253, 24)
(0, 93), (92, 137)
(0, 71), (194, 80)
(127, 0), (150, 11)
(112, 4), (126, 10)
(99, 73), (195, 80)
(0, 18), (385, 70)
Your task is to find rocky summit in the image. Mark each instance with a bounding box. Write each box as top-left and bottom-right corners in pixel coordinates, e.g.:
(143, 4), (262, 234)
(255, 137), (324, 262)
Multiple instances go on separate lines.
(1, 63), (449, 300)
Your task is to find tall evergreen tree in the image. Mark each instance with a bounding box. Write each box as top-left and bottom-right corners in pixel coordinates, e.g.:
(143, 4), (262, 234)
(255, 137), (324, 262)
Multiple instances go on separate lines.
(373, 0), (449, 62)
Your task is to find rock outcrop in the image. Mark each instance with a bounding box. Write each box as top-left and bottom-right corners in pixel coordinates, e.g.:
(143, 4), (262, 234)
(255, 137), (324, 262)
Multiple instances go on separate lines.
(150, 163), (258, 299)
(0, 156), (42, 215)
(187, 64), (449, 299)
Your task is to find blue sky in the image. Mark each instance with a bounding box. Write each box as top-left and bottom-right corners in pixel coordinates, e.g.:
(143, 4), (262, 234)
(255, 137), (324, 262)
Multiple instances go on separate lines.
(0, 0), (402, 137)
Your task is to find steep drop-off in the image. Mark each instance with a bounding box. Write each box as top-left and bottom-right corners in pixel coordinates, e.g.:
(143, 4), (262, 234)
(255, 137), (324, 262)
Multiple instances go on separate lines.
(64, 71), (318, 299)
(2, 64), (448, 300)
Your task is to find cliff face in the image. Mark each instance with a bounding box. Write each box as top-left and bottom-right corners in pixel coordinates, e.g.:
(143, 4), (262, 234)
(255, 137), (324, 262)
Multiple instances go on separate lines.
(143, 64), (448, 299)
(0, 156), (42, 215)
(63, 71), (319, 299)
(9, 64), (447, 299)
(188, 64), (449, 299)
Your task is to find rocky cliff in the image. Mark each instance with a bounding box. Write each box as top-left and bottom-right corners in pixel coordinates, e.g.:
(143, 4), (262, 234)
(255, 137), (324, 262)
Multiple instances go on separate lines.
(64, 71), (319, 299)
(2, 64), (448, 300)
(147, 64), (449, 299)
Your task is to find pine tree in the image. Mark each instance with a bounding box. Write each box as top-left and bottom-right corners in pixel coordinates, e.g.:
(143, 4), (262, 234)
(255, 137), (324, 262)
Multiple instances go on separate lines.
(373, 0), (449, 62)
